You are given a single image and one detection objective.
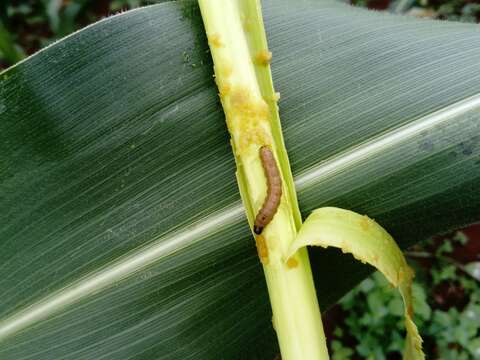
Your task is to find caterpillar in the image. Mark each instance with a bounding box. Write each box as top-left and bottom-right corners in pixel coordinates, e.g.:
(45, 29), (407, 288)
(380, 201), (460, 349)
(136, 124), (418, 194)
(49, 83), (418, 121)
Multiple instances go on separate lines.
(253, 146), (282, 235)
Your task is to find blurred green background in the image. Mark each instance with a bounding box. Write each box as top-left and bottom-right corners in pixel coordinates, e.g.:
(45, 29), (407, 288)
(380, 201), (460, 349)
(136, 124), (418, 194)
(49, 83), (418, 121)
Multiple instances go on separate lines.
(0, 0), (154, 69)
(326, 226), (480, 359)
(1, 0), (480, 69)
(1, 1), (480, 359)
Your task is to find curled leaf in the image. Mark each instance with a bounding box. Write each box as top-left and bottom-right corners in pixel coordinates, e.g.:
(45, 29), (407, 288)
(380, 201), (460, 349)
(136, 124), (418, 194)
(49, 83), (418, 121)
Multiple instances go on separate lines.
(288, 207), (424, 360)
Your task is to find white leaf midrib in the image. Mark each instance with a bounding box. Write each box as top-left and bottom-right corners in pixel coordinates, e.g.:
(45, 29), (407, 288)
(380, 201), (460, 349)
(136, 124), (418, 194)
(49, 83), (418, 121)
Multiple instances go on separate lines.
(0, 205), (244, 341)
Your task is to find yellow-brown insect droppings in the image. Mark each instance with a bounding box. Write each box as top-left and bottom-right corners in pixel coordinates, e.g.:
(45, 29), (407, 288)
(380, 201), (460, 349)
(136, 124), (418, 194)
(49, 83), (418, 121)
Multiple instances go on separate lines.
(218, 82), (231, 99)
(208, 33), (223, 48)
(230, 87), (250, 108)
(255, 50), (272, 65)
(217, 61), (232, 79)
(228, 86), (270, 154)
(255, 234), (269, 264)
(286, 257), (298, 269)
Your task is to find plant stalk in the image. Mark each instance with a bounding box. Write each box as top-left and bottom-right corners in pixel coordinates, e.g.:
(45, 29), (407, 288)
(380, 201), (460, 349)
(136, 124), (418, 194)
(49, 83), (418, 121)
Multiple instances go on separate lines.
(198, 1), (329, 358)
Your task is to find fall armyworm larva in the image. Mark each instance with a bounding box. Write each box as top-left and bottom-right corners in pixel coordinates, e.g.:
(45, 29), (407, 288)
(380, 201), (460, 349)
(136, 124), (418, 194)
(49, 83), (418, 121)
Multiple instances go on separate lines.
(253, 146), (282, 235)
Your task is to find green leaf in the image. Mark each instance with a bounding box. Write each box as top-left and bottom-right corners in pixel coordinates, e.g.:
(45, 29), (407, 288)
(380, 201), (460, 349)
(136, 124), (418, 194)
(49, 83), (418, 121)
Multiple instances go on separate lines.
(332, 340), (354, 360)
(0, 21), (25, 64)
(1, 0), (480, 358)
(464, 262), (480, 281)
(468, 337), (480, 358)
(432, 263), (457, 283)
(412, 283), (431, 321)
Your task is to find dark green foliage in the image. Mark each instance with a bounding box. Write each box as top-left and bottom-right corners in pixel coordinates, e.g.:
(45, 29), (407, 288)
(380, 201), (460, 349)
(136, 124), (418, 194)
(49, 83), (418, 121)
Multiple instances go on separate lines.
(352, 0), (480, 22)
(0, 0), (153, 68)
(332, 229), (480, 359)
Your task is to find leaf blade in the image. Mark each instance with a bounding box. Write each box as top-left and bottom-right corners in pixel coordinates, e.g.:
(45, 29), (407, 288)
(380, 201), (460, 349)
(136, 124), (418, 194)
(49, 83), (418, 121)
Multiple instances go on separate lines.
(0, 0), (480, 358)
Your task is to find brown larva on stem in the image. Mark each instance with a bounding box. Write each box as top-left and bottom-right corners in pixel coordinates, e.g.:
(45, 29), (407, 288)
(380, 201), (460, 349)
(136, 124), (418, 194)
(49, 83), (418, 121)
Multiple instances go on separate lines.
(253, 146), (282, 235)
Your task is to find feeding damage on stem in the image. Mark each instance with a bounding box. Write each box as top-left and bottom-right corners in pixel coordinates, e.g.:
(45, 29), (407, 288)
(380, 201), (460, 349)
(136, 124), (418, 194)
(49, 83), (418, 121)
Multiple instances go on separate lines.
(227, 86), (271, 155)
(199, 1), (329, 359)
(255, 49), (272, 65)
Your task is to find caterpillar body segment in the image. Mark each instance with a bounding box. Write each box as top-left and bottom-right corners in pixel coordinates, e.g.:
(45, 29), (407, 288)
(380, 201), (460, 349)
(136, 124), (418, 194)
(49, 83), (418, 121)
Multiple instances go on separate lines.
(253, 146), (282, 235)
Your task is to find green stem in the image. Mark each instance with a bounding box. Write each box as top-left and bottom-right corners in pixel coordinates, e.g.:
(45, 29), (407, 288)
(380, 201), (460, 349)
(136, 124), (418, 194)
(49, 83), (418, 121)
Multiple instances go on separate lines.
(198, 1), (329, 359)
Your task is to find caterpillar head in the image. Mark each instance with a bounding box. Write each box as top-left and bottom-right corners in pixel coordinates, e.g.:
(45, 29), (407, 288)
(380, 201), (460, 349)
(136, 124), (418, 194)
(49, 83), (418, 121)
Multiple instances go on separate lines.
(254, 225), (264, 235)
